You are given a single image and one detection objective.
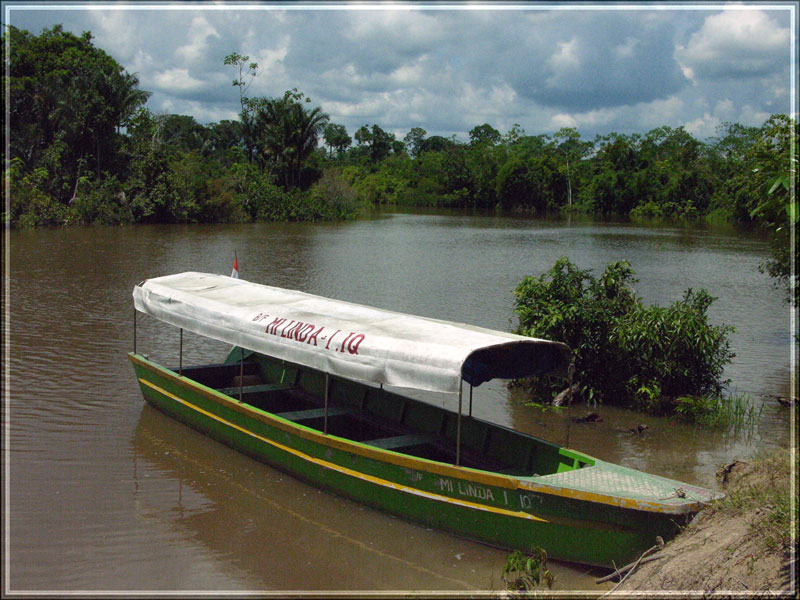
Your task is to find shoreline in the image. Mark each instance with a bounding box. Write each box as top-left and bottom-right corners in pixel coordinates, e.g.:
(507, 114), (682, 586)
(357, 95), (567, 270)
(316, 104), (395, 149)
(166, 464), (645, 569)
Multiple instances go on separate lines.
(607, 447), (796, 596)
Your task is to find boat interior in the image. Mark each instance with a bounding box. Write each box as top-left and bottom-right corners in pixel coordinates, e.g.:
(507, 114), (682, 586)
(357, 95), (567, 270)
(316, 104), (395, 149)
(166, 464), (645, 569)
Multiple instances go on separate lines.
(173, 351), (593, 478)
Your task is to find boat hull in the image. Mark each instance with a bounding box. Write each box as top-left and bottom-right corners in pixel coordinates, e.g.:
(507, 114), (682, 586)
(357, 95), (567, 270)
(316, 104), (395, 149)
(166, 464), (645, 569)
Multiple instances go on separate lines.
(129, 352), (699, 568)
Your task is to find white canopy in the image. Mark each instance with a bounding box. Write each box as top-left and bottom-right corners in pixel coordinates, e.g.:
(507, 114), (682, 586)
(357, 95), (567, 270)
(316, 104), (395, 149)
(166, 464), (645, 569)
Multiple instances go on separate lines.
(133, 272), (571, 394)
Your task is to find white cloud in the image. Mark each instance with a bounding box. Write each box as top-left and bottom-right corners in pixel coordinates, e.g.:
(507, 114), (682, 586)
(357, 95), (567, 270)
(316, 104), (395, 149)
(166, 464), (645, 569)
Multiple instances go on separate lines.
(676, 9), (790, 81)
(176, 16), (220, 63)
(683, 112), (720, 138)
(153, 68), (206, 93)
(551, 113), (579, 129)
(8, 5), (793, 138)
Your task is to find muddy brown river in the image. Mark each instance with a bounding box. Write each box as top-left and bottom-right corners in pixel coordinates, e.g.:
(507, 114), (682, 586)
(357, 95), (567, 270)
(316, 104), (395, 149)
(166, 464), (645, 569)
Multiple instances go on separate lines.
(5, 211), (793, 592)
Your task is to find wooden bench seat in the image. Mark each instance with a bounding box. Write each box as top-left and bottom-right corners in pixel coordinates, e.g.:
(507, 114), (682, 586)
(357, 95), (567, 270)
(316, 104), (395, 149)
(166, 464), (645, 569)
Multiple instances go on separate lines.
(273, 406), (354, 422)
(217, 382), (297, 397)
(364, 433), (438, 450)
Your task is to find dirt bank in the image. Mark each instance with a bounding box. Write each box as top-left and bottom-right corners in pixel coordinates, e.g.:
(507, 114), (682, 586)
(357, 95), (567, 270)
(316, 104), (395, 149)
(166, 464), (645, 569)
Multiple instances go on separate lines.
(610, 448), (796, 597)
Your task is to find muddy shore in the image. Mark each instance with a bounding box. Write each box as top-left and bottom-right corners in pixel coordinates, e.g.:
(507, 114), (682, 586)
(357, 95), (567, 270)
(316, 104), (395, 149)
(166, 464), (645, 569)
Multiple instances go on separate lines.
(609, 448), (796, 597)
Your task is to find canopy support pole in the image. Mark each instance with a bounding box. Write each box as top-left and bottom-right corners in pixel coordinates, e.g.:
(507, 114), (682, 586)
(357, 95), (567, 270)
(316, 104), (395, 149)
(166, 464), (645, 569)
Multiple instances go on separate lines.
(456, 381), (463, 466)
(565, 362), (575, 448)
(324, 373), (330, 435)
(239, 347), (244, 402)
(179, 328), (183, 376)
(133, 309), (137, 354)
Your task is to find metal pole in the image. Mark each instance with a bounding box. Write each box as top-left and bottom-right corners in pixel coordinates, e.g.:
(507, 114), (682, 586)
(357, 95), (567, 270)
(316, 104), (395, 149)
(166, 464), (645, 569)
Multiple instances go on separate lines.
(468, 384), (473, 418)
(179, 328), (183, 376)
(239, 347), (244, 402)
(133, 309), (137, 354)
(456, 381), (463, 466)
(565, 363), (575, 448)
(324, 373), (330, 434)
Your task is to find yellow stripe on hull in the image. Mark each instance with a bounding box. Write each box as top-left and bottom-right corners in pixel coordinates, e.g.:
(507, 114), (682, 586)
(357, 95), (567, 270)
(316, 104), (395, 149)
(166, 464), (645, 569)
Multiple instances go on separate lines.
(139, 377), (549, 524)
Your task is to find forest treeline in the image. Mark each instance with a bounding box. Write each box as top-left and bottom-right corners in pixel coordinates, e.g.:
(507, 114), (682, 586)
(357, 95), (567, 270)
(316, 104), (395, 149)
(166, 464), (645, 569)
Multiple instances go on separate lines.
(3, 25), (796, 296)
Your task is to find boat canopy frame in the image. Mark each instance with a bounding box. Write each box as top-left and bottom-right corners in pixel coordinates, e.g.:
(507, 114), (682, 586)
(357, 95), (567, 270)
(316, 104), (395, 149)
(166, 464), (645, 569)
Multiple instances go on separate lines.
(132, 272), (571, 394)
(132, 272), (573, 466)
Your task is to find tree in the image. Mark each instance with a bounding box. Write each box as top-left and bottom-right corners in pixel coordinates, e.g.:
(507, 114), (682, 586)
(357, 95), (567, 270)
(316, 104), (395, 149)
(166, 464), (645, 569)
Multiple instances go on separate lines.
(352, 124), (396, 162)
(469, 123), (501, 146)
(369, 124), (394, 162)
(5, 25), (150, 203)
(323, 123), (351, 158)
(224, 52), (258, 114)
(553, 127), (592, 207)
(254, 89), (329, 189)
(203, 120), (246, 166)
(159, 114), (207, 154)
(418, 135), (455, 154)
(224, 52), (259, 163)
(513, 258), (735, 414)
(742, 115), (798, 303)
(404, 127), (427, 158)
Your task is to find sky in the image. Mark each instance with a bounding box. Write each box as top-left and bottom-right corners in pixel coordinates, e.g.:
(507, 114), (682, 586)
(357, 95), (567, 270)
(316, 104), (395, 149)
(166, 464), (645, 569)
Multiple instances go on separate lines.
(3, 2), (797, 142)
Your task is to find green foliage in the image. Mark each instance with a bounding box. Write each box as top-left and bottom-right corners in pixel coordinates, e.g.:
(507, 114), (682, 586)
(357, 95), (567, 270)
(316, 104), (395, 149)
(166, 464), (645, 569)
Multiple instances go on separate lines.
(513, 258), (736, 417)
(4, 159), (68, 227)
(251, 89), (329, 189)
(323, 123), (352, 158)
(740, 115), (797, 303)
(305, 169), (362, 220)
(469, 123), (501, 146)
(502, 547), (554, 591)
(7, 23), (796, 249)
(5, 25), (150, 205)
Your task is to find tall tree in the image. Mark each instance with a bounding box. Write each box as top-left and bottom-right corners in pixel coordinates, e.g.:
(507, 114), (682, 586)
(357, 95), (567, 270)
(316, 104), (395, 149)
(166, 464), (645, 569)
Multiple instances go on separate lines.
(254, 89), (329, 189)
(323, 123), (351, 158)
(553, 127), (591, 207)
(469, 123), (501, 146)
(403, 127), (427, 158)
(224, 52), (259, 163)
(5, 25), (150, 203)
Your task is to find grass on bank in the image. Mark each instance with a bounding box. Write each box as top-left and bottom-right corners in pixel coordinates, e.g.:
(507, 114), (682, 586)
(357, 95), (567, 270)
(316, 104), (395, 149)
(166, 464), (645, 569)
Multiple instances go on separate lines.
(712, 447), (797, 554)
(673, 392), (763, 430)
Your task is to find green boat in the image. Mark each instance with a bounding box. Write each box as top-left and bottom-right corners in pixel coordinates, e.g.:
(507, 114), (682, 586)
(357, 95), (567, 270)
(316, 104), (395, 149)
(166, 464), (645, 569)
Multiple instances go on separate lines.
(129, 272), (718, 568)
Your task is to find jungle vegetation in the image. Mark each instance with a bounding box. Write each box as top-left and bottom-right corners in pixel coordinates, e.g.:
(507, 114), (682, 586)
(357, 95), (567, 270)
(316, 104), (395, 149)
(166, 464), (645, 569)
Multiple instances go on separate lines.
(3, 25), (796, 300)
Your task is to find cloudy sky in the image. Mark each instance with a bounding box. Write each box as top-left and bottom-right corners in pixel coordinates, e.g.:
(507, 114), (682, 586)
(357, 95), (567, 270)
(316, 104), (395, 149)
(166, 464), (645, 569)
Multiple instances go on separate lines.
(5, 2), (796, 141)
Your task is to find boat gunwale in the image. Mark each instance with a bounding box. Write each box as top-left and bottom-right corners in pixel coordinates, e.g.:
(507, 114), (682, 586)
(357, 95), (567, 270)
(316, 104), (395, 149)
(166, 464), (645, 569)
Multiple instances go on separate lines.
(129, 352), (711, 516)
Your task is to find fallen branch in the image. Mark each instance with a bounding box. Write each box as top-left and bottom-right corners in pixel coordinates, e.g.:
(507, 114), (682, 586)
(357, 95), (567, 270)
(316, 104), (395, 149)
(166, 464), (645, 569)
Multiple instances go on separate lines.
(553, 384), (578, 407)
(595, 555), (663, 583)
(598, 538), (665, 596)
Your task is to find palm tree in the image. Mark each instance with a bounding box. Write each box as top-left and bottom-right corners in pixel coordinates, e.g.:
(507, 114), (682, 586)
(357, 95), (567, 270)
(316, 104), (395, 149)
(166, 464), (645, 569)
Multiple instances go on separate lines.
(255, 90), (329, 189)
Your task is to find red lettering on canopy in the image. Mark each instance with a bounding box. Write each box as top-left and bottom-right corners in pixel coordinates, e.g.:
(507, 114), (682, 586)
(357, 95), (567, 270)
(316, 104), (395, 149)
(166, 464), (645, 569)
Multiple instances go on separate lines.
(306, 325), (324, 346)
(296, 323), (314, 342)
(347, 334), (365, 355)
(266, 317), (286, 335)
(260, 317), (365, 354)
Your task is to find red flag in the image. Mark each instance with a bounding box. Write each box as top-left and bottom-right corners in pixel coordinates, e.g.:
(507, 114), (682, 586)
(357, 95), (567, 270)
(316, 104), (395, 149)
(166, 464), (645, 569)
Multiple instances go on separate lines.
(231, 253), (239, 279)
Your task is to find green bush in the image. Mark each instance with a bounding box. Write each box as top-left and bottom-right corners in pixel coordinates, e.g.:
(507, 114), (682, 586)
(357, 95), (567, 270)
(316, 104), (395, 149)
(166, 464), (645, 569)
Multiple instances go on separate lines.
(306, 169), (362, 220)
(501, 547), (554, 590)
(5, 160), (68, 227)
(512, 257), (735, 415)
(70, 175), (134, 225)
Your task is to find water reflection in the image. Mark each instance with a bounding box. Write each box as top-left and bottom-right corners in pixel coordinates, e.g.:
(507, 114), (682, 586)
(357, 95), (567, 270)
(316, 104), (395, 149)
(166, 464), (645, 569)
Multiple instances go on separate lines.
(131, 404), (513, 591)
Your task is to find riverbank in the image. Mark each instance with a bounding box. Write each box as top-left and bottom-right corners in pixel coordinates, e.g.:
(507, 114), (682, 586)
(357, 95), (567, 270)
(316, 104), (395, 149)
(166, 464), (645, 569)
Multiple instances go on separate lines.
(612, 447), (796, 596)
